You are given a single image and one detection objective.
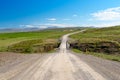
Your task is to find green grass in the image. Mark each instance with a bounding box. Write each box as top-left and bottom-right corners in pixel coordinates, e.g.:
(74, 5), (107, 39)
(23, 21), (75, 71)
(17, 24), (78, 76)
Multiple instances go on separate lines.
(72, 49), (120, 62)
(0, 29), (77, 52)
(70, 26), (120, 44)
(8, 39), (59, 53)
(72, 49), (83, 53)
(8, 39), (43, 53)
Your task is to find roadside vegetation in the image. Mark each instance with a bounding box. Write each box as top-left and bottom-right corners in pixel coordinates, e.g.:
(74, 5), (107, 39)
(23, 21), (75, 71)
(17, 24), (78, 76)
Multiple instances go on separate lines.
(0, 28), (80, 53)
(70, 26), (120, 61)
(72, 49), (120, 62)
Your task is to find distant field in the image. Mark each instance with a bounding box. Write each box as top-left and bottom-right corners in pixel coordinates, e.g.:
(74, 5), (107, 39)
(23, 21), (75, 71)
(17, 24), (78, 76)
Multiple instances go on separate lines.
(70, 26), (120, 61)
(0, 28), (78, 52)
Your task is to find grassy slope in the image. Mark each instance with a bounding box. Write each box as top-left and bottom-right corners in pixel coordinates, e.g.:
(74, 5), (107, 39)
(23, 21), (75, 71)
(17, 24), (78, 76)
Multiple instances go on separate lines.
(70, 26), (120, 61)
(0, 29), (77, 51)
(70, 26), (120, 44)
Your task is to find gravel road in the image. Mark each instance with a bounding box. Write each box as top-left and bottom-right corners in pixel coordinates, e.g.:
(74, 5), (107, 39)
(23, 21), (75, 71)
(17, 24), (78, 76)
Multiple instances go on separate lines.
(0, 31), (120, 80)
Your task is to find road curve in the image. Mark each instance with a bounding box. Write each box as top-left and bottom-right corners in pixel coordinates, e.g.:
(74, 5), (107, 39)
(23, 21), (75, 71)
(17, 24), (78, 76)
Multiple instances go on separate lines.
(0, 30), (120, 80)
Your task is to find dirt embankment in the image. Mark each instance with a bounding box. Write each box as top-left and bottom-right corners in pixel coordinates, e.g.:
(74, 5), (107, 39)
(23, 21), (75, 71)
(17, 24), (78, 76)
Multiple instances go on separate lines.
(69, 40), (120, 54)
(8, 39), (60, 53)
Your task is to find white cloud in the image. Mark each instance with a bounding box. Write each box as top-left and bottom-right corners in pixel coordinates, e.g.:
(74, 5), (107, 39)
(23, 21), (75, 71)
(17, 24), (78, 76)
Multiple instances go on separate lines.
(91, 7), (120, 21)
(47, 18), (57, 21)
(43, 23), (75, 27)
(73, 14), (78, 17)
(39, 26), (48, 29)
(20, 25), (35, 28)
(20, 24), (46, 29)
(20, 23), (76, 29)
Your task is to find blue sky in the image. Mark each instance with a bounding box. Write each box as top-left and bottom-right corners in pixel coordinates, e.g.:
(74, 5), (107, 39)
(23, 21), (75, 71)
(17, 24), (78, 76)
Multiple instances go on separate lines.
(0, 0), (120, 28)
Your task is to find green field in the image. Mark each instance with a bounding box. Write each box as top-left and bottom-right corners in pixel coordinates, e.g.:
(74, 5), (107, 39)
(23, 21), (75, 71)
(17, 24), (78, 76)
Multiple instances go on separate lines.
(70, 26), (120, 61)
(0, 29), (77, 52)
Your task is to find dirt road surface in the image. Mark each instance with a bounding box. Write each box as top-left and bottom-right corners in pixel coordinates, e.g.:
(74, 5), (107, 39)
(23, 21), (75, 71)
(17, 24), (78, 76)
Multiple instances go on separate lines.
(0, 31), (120, 80)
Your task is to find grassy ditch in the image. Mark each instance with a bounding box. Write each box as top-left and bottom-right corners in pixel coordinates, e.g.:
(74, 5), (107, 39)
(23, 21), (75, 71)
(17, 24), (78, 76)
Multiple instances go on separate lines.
(70, 26), (120, 61)
(69, 41), (120, 54)
(72, 49), (120, 62)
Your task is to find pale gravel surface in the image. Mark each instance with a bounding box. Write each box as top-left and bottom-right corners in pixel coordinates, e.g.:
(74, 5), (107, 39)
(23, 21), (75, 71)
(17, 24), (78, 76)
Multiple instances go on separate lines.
(0, 30), (120, 80)
(0, 53), (28, 67)
(73, 52), (120, 80)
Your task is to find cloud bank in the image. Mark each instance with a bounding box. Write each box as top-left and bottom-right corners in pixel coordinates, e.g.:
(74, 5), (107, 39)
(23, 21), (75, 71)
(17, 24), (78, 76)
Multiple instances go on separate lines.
(89, 7), (120, 27)
(91, 7), (120, 21)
